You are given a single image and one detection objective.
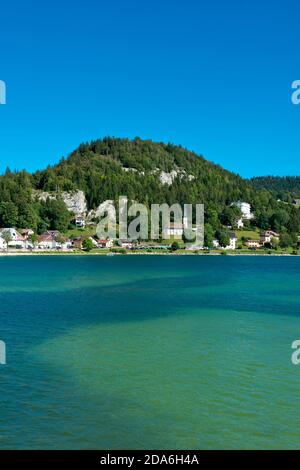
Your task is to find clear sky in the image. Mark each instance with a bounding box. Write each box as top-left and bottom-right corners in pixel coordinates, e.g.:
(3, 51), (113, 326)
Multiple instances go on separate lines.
(0, 0), (299, 178)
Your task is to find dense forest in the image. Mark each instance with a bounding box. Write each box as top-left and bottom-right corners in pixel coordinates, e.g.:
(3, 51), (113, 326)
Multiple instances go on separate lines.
(33, 137), (256, 209)
(0, 138), (299, 244)
(251, 176), (300, 200)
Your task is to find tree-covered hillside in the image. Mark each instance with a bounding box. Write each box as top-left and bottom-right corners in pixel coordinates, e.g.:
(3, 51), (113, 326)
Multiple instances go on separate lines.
(251, 176), (300, 200)
(0, 137), (298, 240)
(33, 137), (256, 209)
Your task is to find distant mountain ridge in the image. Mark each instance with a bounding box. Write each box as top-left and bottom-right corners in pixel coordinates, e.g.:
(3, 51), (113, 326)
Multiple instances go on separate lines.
(251, 176), (300, 199)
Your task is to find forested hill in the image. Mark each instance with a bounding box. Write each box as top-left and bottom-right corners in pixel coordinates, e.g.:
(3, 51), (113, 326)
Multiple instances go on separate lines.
(33, 137), (257, 209)
(251, 176), (300, 200)
(0, 137), (295, 234)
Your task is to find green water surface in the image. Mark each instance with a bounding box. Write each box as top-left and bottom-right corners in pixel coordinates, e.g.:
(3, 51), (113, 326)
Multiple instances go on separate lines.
(0, 255), (300, 449)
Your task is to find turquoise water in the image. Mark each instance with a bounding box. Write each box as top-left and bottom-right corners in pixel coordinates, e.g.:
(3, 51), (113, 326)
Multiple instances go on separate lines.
(0, 255), (300, 449)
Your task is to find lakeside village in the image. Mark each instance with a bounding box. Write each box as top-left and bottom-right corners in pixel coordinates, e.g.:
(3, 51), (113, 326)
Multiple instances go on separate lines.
(0, 200), (298, 255)
(0, 201), (299, 255)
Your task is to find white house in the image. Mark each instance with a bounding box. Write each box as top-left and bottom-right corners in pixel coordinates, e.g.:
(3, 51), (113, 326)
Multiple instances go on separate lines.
(38, 230), (61, 250)
(232, 202), (254, 220)
(213, 232), (237, 250)
(59, 238), (72, 251)
(97, 239), (114, 249)
(228, 233), (238, 250)
(74, 215), (86, 228)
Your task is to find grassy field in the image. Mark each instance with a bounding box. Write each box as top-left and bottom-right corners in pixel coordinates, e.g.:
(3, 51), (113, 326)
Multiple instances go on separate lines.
(236, 229), (260, 241)
(65, 226), (97, 238)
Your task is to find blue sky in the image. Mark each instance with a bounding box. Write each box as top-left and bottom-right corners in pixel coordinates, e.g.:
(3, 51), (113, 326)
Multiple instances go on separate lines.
(0, 0), (299, 177)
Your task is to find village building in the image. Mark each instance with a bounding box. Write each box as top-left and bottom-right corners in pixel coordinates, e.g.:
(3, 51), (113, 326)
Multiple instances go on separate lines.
(38, 230), (61, 250)
(119, 239), (134, 249)
(245, 240), (261, 248)
(71, 236), (84, 250)
(97, 239), (114, 249)
(260, 230), (279, 245)
(74, 215), (86, 228)
(38, 231), (72, 251)
(226, 232), (238, 250)
(213, 232), (237, 250)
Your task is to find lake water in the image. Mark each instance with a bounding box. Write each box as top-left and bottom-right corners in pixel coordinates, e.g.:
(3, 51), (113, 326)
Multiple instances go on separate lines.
(0, 255), (300, 449)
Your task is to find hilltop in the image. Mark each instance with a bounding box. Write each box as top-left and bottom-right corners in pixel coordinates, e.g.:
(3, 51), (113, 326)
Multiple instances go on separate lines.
(33, 137), (255, 210)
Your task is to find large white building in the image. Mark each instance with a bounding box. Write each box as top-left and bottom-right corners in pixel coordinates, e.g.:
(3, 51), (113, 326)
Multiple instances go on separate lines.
(233, 202), (253, 220)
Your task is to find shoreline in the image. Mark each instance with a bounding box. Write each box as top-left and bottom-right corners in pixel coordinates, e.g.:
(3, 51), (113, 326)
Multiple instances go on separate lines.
(0, 251), (298, 257)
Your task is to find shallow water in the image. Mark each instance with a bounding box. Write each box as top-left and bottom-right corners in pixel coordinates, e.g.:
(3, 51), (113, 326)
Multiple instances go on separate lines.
(0, 255), (300, 449)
